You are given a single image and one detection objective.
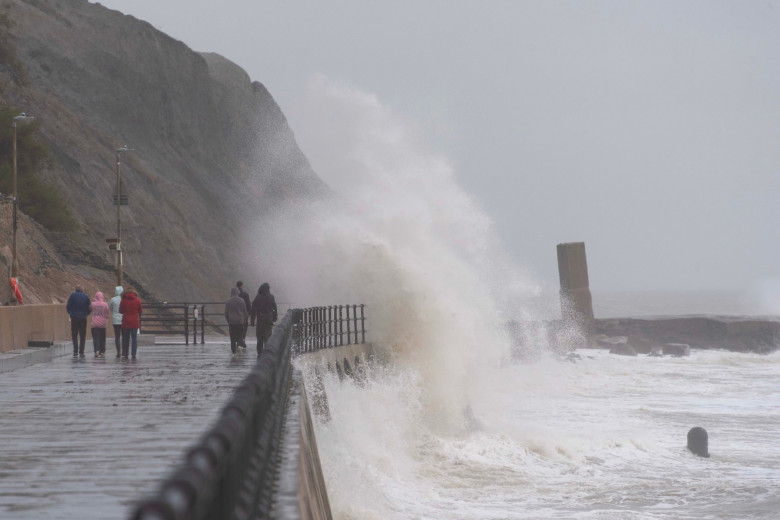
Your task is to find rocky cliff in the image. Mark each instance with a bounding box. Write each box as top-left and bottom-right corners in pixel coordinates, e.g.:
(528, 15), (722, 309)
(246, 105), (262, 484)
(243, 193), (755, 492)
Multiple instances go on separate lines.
(0, 0), (325, 303)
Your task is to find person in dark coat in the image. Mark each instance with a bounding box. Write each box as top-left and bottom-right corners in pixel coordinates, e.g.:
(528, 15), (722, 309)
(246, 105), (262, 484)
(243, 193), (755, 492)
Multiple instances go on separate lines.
(225, 287), (248, 355)
(66, 285), (91, 357)
(119, 288), (143, 359)
(236, 281), (251, 349)
(250, 283), (277, 355)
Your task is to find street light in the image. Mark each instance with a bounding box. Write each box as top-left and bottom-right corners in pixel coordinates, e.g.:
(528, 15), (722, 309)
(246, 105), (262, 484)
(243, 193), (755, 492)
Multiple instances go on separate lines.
(10, 112), (33, 305)
(114, 145), (133, 287)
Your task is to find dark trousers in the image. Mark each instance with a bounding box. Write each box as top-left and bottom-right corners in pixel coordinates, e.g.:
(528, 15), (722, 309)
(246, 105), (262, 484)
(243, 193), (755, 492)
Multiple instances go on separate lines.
(91, 327), (107, 354)
(255, 313), (273, 355)
(239, 319), (248, 348)
(113, 325), (122, 355)
(121, 328), (138, 357)
(229, 324), (244, 354)
(71, 317), (87, 354)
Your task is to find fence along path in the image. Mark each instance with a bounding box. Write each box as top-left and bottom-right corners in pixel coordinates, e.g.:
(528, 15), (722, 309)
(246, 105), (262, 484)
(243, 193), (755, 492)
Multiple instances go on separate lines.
(139, 302), (300, 345)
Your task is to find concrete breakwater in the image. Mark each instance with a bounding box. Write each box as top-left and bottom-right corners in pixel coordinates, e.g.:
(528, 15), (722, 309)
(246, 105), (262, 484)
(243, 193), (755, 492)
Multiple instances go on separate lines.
(594, 315), (780, 354)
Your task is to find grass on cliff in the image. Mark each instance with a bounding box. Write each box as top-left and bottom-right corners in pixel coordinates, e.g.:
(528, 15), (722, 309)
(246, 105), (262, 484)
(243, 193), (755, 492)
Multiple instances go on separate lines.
(0, 106), (77, 233)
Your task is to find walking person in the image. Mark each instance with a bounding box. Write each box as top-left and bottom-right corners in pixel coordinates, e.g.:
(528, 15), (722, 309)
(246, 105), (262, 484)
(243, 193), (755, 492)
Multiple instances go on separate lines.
(250, 283), (277, 355)
(108, 286), (123, 358)
(119, 287), (143, 360)
(236, 281), (251, 349)
(66, 285), (91, 357)
(225, 287), (248, 356)
(90, 291), (110, 358)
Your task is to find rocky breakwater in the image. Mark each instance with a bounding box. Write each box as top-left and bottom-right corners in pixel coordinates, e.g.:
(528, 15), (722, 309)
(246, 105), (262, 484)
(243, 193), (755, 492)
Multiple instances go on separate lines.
(594, 315), (780, 354)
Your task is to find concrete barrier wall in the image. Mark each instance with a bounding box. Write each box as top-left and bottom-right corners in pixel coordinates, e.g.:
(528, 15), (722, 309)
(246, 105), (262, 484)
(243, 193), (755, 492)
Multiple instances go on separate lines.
(0, 304), (71, 352)
(300, 343), (385, 376)
(294, 342), (383, 519)
(298, 382), (333, 520)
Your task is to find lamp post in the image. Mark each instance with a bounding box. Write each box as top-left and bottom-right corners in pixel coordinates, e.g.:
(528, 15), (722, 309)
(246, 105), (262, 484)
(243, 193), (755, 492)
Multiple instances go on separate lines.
(115, 145), (131, 287)
(10, 112), (33, 304)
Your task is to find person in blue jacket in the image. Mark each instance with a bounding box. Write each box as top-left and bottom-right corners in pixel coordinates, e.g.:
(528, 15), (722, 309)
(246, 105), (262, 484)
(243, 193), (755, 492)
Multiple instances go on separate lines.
(66, 285), (92, 357)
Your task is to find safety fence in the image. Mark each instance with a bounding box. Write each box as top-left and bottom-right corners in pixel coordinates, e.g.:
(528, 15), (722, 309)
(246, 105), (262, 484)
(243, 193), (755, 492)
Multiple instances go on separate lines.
(131, 309), (300, 520)
(138, 301), (297, 345)
(293, 304), (367, 354)
(130, 304), (366, 520)
(140, 304), (206, 345)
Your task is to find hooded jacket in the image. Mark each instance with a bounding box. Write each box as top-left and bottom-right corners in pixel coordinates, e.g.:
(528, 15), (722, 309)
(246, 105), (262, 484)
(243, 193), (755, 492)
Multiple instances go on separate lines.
(109, 286), (123, 325)
(66, 289), (91, 319)
(224, 287), (248, 325)
(251, 283), (277, 325)
(238, 286), (251, 322)
(119, 291), (143, 329)
(90, 291), (110, 329)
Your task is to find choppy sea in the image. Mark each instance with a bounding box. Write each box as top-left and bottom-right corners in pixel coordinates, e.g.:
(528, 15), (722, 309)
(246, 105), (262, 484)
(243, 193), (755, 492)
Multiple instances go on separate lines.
(309, 291), (779, 519)
(312, 345), (779, 519)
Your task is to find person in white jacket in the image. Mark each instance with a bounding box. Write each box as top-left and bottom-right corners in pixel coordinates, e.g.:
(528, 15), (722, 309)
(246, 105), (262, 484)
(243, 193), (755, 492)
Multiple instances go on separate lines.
(108, 286), (123, 358)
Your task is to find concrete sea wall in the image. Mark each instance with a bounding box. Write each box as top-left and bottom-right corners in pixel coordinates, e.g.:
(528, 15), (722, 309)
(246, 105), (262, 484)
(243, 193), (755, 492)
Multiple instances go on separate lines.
(0, 304), (70, 352)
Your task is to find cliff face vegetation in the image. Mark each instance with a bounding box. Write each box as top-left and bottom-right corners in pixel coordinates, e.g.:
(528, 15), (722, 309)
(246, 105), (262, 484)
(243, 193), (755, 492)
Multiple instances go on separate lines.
(0, 0), (325, 303)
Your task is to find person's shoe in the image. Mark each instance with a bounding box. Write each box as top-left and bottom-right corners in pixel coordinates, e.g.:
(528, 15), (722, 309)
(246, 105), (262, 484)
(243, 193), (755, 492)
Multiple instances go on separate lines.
(116, 354), (121, 359)
(121, 355), (128, 360)
(79, 353), (85, 358)
(73, 352), (78, 357)
(131, 355), (136, 359)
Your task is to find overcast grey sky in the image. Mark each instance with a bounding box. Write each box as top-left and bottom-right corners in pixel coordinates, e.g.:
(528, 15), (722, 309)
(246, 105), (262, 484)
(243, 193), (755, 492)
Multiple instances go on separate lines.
(94, 1), (780, 297)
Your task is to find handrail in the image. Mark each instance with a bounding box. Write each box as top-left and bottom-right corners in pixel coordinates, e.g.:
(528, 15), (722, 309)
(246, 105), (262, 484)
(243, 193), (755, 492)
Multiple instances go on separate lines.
(140, 303), (205, 345)
(130, 309), (299, 520)
(293, 304), (367, 355)
(129, 304), (367, 519)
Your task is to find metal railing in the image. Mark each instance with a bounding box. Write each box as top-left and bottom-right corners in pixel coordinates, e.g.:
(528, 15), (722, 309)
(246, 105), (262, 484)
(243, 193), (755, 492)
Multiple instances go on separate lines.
(293, 304), (366, 354)
(140, 304), (205, 345)
(131, 309), (299, 520)
(139, 301), (297, 345)
(130, 304), (367, 520)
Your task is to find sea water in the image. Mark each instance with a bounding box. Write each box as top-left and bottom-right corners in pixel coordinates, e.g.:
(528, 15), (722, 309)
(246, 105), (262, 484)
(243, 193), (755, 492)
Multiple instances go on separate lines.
(312, 348), (780, 519)
(252, 78), (779, 519)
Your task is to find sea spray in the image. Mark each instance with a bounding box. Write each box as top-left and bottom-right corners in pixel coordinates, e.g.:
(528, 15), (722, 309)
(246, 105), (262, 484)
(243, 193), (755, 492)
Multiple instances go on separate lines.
(244, 77), (568, 518)
(251, 79), (780, 519)
(247, 76), (546, 429)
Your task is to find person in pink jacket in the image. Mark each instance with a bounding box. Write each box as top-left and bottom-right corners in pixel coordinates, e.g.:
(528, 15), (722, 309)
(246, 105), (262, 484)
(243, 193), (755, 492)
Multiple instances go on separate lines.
(89, 291), (110, 358)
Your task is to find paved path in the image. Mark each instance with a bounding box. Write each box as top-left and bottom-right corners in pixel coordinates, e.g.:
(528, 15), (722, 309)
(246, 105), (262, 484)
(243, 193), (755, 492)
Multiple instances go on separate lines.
(0, 337), (258, 519)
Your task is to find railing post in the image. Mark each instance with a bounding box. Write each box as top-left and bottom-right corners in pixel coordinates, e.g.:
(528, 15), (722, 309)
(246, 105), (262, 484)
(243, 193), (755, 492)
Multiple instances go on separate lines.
(327, 305), (333, 348)
(346, 304), (352, 345)
(352, 304), (358, 345)
(191, 305), (196, 344)
(360, 304), (365, 344)
(184, 304), (189, 345)
(336, 305), (344, 347)
(200, 304), (205, 344)
(319, 307), (325, 350)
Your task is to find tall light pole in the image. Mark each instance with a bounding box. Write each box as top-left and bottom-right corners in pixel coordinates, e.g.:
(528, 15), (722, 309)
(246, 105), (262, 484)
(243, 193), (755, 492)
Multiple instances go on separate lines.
(115, 145), (131, 287)
(10, 112), (32, 305)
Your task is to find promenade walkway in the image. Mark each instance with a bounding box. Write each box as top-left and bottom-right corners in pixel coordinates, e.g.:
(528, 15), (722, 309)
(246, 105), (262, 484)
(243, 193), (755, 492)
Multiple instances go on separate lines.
(0, 337), (256, 519)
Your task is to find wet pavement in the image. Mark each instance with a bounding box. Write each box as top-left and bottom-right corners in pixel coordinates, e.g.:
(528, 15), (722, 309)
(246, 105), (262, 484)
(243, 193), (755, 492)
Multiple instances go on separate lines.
(0, 337), (258, 519)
